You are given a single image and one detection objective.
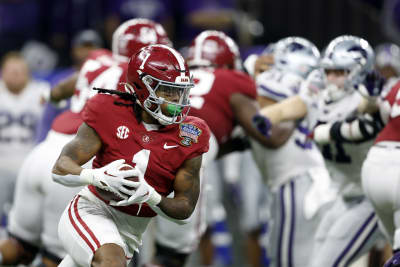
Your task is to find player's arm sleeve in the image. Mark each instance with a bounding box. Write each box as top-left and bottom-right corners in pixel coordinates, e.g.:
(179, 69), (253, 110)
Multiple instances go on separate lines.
(52, 122), (102, 185)
(52, 172), (92, 187)
(313, 112), (384, 144)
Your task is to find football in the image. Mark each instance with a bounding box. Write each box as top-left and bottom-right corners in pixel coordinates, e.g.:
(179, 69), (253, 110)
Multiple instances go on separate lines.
(96, 164), (138, 202)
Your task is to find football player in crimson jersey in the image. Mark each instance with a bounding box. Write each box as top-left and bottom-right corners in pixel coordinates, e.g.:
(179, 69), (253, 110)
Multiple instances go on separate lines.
(51, 44), (212, 267)
(146, 31), (293, 267)
(0, 18), (172, 267)
(362, 80), (400, 267)
(43, 18), (172, 108)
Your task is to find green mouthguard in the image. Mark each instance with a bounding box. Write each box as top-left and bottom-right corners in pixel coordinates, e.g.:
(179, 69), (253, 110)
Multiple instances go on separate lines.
(167, 104), (183, 115)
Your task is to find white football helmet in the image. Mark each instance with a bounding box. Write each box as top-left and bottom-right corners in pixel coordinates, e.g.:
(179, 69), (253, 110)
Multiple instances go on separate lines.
(273, 37), (320, 78)
(320, 35), (374, 102)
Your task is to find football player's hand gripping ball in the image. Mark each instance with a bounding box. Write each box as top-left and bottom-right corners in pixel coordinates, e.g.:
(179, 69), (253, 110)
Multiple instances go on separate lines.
(80, 159), (140, 199)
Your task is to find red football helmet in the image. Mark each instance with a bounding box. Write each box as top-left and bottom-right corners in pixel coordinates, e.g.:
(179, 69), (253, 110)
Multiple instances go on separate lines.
(186, 30), (240, 69)
(112, 18), (172, 61)
(126, 44), (194, 125)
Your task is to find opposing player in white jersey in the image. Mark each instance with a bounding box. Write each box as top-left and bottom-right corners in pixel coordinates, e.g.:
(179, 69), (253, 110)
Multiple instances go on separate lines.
(0, 18), (171, 267)
(0, 52), (48, 234)
(250, 37), (337, 267)
(307, 35), (385, 267)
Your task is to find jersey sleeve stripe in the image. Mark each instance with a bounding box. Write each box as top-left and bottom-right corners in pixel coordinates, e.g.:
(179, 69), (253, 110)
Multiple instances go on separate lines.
(258, 84), (288, 100)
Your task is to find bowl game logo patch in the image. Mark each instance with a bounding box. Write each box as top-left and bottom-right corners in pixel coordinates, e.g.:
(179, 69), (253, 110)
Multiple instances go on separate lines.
(179, 123), (202, 146)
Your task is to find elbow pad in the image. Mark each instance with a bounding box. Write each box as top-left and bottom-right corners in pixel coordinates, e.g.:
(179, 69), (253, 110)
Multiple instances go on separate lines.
(330, 113), (383, 143)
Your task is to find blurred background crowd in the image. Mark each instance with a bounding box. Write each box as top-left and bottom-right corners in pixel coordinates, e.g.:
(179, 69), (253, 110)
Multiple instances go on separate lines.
(0, 0), (397, 74)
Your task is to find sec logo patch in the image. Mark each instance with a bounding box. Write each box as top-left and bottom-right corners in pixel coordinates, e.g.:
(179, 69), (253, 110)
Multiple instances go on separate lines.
(116, 126), (130, 139)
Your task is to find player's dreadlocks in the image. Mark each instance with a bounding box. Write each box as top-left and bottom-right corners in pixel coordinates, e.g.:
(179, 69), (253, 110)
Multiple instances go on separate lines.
(93, 87), (143, 122)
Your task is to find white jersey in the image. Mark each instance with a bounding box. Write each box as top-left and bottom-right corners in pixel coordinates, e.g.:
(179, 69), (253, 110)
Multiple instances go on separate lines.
(252, 69), (326, 190)
(0, 80), (48, 173)
(71, 51), (122, 114)
(256, 68), (303, 100)
(318, 90), (372, 197)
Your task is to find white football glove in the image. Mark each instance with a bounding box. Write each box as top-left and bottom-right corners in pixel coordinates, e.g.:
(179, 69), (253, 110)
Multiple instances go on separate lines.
(80, 159), (141, 200)
(110, 166), (162, 211)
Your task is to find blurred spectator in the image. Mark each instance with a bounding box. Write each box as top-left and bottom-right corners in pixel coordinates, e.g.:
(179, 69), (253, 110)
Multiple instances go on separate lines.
(0, 0), (41, 58)
(70, 29), (104, 67)
(0, 52), (48, 231)
(21, 41), (59, 76)
(41, 0), (107, 67)
(375, 42), (400, 80)
(173, 0), (237, 47)
(382, 0), (400, 44)
(103, 0), (174, 44)
(361, 0), (384, 9)
(35, 29), (103, 143)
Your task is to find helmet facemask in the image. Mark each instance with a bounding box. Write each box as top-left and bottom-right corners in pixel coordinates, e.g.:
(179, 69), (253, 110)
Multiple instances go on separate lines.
(320, 35), (375, 103)
(140, 73), (193, 125)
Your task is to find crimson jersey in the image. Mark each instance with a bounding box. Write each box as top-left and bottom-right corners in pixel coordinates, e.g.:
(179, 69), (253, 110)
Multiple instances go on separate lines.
(188, 68), (257, 145)
(52, 49), (128, 134)
(376, 81), (400, 143)
(82, 93), (210, 217)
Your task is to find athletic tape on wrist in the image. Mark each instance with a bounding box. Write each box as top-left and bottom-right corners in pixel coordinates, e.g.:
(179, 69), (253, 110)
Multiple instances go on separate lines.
(147, 191), (162, 206)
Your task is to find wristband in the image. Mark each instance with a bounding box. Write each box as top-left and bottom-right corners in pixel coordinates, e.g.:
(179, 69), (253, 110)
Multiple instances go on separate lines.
(252, 114), (272, 137)
(79, 169), (95, 185)
(147, 191), (162, 206)
(313, 124), (331, 144)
